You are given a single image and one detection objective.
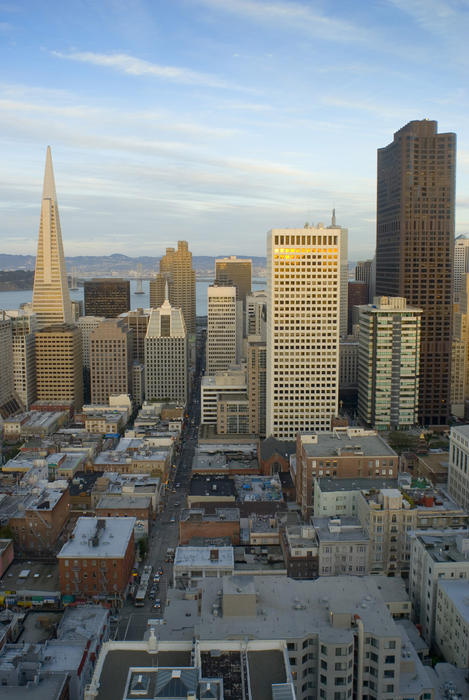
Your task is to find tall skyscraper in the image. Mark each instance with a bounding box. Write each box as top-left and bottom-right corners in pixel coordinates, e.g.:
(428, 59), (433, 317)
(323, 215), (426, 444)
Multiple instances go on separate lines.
(247, 338), (267, 437)
(35, 324), (83, 412)
(90, 319), (133, 404)
(32, 147), (73, 328)
(329, 210), (348, 337)
(206, 285), (239, 374)
(0, 314), (23, 418)
(357, 297), (422, 431)
(84, 278), (130, 318)
(149, 241), (196, 336)
(266, 225), (340, 439)
(453, 234), (469, 302)
(119, 308), (150, 363)
(245, 290), (267, 336)
(144, 293), (188, 403)
(376, 120), (456, 425)
(215, 256), (252, 306)
(5, 310), (37, 409)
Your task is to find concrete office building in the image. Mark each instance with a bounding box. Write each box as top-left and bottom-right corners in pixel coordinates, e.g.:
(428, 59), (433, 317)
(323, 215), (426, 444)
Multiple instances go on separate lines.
(357, 297), (422, 431)
(201, 367), (247, 425)
(376, 120), (456, 426)
(90, 319), (133, 405)
(246, 289), (267, 336)
(217, 392), (250, 435)
(409, 530), (469, 645)
(355, 259), (373, 285)
(4, 310), (37, 409)
(435, 579), (469, 667)
(339, 333), (359, 390)
(450, 273), (469, 417)
(119, 308), (149, 363)
(453, 234), (469, 301)
(206, 285), (240, 374)
(77, 316), (105, 369)
(329, 210), (348, 337)
(247, 337), (267, 437)
(84, 278), (130, 318)
(150, 241), (196, 336)
(35, 323), (83, 412)
(267, 226), (340, 440)
(448, 424), (469, 511)
(32, 147), (73, 328)
(313, 516), (369, 576)
(215, 255), (252, 305)
(144, 295), (188, 403)
(0, 315), (23, 419)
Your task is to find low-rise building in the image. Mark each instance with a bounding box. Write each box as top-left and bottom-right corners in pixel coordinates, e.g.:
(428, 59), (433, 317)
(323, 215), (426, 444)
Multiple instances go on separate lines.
(312, 516), (369, 576)
(95, 495), (151, 538)
(249, 514), (280, 546)
(0, 541), (13, 579)
(409, 530), (469, 645)
(187, 475), (236, 507)
(296, 428), (398, 518)
(313, 476), (399, 517)
(57, 516), (135, 606)
(173, 546), (235, 588)
(93, 445), (170, 480)
(3, 410), (68, 441)
(91, 472), (163, 516)
(201, 367), (246, 425)
(7, 488), (70, 556)
(259, 436), (296, 476)
(281, 524), (319, 579)
(84, 410), (127, 435)
(179, 508), (240, 545)
(448, 424), (469, 511)
(434, 580), (469, 667)
(192, 442), (259, 475)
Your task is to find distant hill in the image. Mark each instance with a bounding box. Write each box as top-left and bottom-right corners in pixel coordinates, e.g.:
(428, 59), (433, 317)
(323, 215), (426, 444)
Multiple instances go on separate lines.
(0, 269), (35, 291)
(0, 253), (267, 277)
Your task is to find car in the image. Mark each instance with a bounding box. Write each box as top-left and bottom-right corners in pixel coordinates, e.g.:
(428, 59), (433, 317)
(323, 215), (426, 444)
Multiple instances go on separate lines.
(170, 516), (176, 523)
(153, 575), (160, 582)
(157, 567), (163, 575)
(153, 600), (161, 609)
(174, 501), (180, 507)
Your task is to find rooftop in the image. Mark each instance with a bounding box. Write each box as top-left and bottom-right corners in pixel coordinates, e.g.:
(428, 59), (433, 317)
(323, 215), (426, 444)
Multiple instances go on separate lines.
(317, 476), (399, 493)
(414, 532), (469, 563)
(96, 495), (152, 511)
(189, 475), (236, 498)
(57, 517), (135, 559)
(300, 430), (397, 458)
(312, 516), (369, 543)
(174, 546), (234, 568)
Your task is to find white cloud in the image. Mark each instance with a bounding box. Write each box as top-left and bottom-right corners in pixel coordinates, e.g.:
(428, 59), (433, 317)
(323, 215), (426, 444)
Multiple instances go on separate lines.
(51, 50), (244, 90)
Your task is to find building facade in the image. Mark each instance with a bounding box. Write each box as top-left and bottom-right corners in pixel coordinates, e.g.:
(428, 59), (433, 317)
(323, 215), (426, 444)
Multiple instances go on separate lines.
(267, 226), (340, 439)
(215, 256), (252, 305)
(5, 311), (37, 409)
(90, 319), (133, 404)
(448, 424), (469, 511)
(206, 285), (239, 374)
(453, 234), (469, 302)
(357, 297), (422, 431)
(35, 323), (83, 412)
(84, 278), (130, 318)
(150, 241), (196, 336)
(144, 297), (188, 403)
(375, 120), (456, 426)
(248, 338), (267, 437)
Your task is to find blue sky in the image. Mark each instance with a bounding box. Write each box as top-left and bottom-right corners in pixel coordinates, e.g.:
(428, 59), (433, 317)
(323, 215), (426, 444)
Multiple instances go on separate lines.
(0, 0), (468, 259)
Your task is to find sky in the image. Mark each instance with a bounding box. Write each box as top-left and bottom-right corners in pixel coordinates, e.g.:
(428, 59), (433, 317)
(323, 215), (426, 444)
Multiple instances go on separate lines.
(0, 0), (469, 260)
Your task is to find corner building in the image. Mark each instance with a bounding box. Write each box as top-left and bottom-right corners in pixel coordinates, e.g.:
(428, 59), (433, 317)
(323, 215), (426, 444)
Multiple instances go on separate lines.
(267, 227), (340, 439)
(376, 120), (456, 426)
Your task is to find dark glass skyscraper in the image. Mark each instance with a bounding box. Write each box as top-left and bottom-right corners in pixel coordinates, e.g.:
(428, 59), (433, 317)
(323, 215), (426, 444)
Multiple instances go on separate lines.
(376, 120), (456, 425)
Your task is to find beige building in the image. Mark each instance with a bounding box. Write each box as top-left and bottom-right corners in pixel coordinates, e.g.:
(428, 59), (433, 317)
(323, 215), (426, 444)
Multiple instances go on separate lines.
(313, 516), (369, 576)
(144, 295), (188, 403)
(215, 256), (252, 305)
(448, 424), (469, 510)
(35, 323), (83, 412)
(206, 285), (240, 373)
(150, 240), (196, 336)
(119, 308), (149, 363)
(77, 316), (105, 369)
(435, 579), (469, 666)
(453, 234), (469, 302)
(201, 367), (246, 425)
(32, 147), (73, 328)
(451, 272), (469, 417)
(247, 337), (266, 437)
(329, 210), (349, 338)
(358, 297), (422, 431)
(5, 311), (37, 409)
(217, 392), (249, 434)
(90, 319), (133, 404)
(245, 290), (267, 336)
(267, 226), (340, 439)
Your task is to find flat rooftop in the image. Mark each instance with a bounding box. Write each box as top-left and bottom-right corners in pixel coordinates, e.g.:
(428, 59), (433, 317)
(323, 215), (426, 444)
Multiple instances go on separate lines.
(189, 475), (236, 498)
(438, 579), (469, 622)
(301, 432), (397, 457)
(174, 546), (234, 568)
(180, 508), (240, 523)
(235, 475), (283, 502)
(57, 517), (135, 559)
(0, 560), (60, 594)
(313, 516), (369, 543)
(416, 532), (469, 563)
(96, 495), (152, 510)
(317, 477), (399, 493)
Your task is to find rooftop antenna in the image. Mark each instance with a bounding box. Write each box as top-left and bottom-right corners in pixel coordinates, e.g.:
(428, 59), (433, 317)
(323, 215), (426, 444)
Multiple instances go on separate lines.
(331, 208), (336, 227)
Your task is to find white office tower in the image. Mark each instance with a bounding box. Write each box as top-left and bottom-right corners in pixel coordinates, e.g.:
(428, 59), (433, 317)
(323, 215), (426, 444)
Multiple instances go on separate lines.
(144, 293), (187, 403)
(266, 226), (340, 439)
(329, 209), (348, 337)
(206, 285), (241, 374)
(5, 310), (37, 409)
(453, 234), (469, 302)
(77, 316), (105, 369)
(32, 146), (73, 328)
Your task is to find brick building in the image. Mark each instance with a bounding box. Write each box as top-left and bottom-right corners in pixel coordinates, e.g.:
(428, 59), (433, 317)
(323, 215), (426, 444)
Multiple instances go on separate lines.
(8, 489), (70, 556)
(179, 508), (240, 545)
(258, 436), (296, 476)
(57, 517), (135, 606)
(296, 428), (398, 518)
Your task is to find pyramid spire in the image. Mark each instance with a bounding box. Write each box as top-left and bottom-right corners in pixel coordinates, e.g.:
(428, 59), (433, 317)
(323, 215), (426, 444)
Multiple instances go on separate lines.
(32, 147), (73, 328)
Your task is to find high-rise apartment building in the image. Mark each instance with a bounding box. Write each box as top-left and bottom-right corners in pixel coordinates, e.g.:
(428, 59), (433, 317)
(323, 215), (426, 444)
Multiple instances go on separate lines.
(90, 319), (133, 405)
(84, 279), (130, 318)
(247, 337), (266, 437)
(144, 296), (187, 403)
(215, 256), (252, 306)
(35, 324), (83, 412)
(206, 286), (239, 374)
(266, 226), (340, 439)
(5, 310), (37, 409)
(376, 120), (456, 425)
(150, 241), (196, 336)
(32, 147), (73, 328)
(358, 297), (422, 431)
(453, 234), (469, 301)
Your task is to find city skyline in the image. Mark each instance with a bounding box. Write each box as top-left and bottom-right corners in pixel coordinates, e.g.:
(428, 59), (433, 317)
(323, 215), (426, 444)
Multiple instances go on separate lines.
(0, 1), (468, 258)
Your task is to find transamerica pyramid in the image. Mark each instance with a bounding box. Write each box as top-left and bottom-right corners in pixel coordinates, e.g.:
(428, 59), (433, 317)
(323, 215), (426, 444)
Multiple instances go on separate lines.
(32, 146), (73, 327)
